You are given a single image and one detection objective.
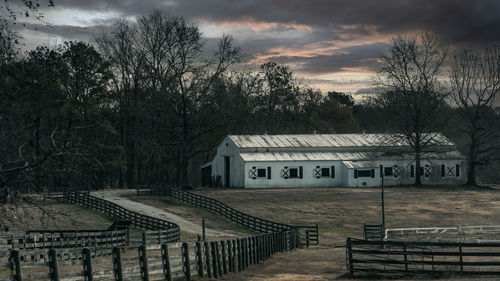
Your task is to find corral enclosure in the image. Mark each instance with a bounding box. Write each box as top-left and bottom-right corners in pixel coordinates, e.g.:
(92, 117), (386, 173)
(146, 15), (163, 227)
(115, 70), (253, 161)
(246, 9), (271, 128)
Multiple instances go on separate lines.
(2, 185), (500, 280)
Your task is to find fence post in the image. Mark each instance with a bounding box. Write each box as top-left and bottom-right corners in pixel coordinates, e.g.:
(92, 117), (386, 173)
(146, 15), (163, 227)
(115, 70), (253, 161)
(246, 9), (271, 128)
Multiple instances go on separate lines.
(242, 238), (248, 269)
(48, 249), (59, 281)
(83, 248), (93, 281)
(227, 240), (233, 272)
(315, 224), (319, 244)
(459, 246), (463, 273)
(195, 242), (203, 277)
(204, 242), (212, 278)
(403, 245), (408, 273)
(161, 244), (172, 281)
(11, 250), (22, 281)
(237, 239), (242, 272)
(202, 219), (206, 241)
(215, 242), (222, 276)
(210, 242), (218, 278)
(346, 238), (354, 275)
(139, 245), (149, 281)
(181, 242), (191, 281)
(221, 241), (228, 274)
(112, 247), (123, 281)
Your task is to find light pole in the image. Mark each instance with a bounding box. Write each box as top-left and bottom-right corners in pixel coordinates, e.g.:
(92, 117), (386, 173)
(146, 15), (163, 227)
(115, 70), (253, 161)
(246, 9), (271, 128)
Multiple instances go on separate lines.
(381, 168), (386, 235)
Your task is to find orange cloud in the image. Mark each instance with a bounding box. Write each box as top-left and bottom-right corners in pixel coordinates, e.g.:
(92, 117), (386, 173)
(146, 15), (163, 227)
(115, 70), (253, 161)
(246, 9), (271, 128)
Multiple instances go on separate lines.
(217, 16), (312, 32)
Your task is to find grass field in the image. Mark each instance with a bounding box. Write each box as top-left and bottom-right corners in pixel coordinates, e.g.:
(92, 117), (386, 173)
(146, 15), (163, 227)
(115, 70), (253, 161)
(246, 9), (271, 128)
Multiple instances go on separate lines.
(185, 185), (500, 280)
(3, 185), (500, 280)
(0, 197), (113, 231)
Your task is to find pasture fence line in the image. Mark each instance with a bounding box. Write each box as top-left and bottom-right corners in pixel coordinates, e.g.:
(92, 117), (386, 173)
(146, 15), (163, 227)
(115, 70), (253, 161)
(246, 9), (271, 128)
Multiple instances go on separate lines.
(0, 229), (128, 251)
(140, 184), (320, 245)
(3, 230), (300, 281)
(346, 237), (500, 276)
(63, 191), (181, 244)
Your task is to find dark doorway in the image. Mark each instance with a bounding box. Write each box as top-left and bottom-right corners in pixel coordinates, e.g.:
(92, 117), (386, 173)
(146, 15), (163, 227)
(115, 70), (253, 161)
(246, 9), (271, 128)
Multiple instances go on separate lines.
(224, 156), (230, 187)
(201, 165), (212, 187)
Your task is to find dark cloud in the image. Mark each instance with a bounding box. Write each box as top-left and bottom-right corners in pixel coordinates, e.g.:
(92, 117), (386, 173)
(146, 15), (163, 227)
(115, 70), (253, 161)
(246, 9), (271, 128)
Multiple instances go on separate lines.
(50, 0), (500, 45)
(23, 0), (500, 92)
(273, 42), (387, 74)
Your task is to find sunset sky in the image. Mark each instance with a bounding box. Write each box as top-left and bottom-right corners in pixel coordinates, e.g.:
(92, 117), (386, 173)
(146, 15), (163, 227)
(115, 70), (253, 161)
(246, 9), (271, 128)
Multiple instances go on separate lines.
(11, 0), (500, 96)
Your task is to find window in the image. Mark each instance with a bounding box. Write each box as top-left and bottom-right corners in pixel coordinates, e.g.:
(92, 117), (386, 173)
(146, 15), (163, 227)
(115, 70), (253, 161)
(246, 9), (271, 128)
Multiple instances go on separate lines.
(283, 166), (302, 179)
(410, 165), (414, 177)
(257, 168), (266, 178)
(384, 167), (393, 176)
(419, 167), (424, 176)
(331, 166), (335, 178)
(456, 164), (460, 177)
(321, 168), (330, 177)
(357, 170), (372, 177)
(441, 164), (445, 177)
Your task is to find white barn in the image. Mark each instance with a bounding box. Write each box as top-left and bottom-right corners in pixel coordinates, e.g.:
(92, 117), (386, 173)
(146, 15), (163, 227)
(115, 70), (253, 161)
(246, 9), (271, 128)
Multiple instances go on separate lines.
(202, 134), (467, 188)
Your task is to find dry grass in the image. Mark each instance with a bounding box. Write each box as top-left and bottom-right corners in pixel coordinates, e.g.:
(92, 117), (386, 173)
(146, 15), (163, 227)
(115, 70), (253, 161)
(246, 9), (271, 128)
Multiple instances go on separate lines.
(0, 197), (113, 231)
(128, 195), (256, 241)
(185, 185), (500, 280)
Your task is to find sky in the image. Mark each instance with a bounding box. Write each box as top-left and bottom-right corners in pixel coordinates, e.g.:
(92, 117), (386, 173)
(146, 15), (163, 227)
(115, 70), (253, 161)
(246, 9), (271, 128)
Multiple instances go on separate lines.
(8, 0), (500, 96)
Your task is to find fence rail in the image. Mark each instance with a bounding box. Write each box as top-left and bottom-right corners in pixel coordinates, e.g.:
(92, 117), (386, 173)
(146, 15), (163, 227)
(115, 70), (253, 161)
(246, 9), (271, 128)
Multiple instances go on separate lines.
(346, 237), (500, 276)
(385, 225), (500, 242)
(2, 230), (300, 281)
(143, 185), (319, 245)
(0, 229), (128, 251)
(63, 191), (180, 243)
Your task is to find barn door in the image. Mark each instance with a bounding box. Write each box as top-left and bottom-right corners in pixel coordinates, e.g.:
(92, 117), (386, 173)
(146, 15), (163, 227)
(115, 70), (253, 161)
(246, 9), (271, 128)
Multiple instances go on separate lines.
(224, 156), (230, 187)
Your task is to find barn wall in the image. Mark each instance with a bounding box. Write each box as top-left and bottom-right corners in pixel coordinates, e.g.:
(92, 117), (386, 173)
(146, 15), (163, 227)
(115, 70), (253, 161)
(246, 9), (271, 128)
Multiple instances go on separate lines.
(344, 167), (381, 187)
(244, 161), (343, 188)
(212, 136), (241, 187)
(376, 159), (467, 186)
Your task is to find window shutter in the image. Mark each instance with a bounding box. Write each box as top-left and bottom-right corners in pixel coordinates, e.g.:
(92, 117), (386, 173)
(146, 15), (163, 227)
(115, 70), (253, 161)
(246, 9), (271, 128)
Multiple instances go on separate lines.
(371, 169), (375, 178)
(456, 164), (460, 177)
(331, 166), (335, 178)
(441, 165), (445, 177)
(299, 166), (303, 179)
(354, 169), (358, 179)
(267, 167), (271, 179)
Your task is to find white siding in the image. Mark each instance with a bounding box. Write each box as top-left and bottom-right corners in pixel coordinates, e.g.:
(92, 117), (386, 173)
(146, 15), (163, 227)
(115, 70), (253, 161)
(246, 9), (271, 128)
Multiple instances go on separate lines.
(208, 134), (468, 188)
(244, 161), (342, 188)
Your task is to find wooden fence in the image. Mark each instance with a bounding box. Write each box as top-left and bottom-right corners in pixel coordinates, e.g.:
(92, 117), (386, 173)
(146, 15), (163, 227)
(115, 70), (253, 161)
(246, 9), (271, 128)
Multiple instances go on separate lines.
(63, 191), (181, 244)
(0, 230), (128, 251)
(1, 230), (300, 281)
(346, 238), (500, 276)
(141, 184), (320, 245)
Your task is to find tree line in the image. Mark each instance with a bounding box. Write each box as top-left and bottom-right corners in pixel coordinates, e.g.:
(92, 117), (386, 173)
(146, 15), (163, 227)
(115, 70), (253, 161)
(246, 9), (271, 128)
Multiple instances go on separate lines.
(0, 10), (498, 195)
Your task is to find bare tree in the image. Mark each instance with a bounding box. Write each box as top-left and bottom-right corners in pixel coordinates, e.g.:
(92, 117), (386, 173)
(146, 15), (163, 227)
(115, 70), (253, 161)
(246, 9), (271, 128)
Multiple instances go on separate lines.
(97, 10), (240, 187)
(449, 47), (500, 186)
(373, 32), (449, 185)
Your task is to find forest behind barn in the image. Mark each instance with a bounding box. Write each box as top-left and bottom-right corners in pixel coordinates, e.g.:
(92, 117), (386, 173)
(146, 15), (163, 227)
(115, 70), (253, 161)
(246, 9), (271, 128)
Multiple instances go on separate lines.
(0, 9), (499, 193)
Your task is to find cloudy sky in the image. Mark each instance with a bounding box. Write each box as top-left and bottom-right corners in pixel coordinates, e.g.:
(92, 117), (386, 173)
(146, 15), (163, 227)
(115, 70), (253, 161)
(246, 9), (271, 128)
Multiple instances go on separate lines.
(10, 0), (500, 95)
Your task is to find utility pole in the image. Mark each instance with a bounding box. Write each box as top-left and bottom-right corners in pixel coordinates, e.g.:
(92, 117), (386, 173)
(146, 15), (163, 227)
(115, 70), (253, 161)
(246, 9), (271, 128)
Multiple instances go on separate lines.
(381, 168), (386, 236)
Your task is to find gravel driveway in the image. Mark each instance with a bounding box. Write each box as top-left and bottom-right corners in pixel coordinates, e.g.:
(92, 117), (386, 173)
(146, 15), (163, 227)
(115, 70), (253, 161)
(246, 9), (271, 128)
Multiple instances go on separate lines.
(92, 189), (237, 238)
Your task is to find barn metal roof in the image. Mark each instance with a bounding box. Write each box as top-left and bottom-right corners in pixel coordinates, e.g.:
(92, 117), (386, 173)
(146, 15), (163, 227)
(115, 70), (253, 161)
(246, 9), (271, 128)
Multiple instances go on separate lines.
(229, 133), (454, 149)
(239, 150), (465, 162)
(240, 152), (369, 162)
(343, 161), (379, 169)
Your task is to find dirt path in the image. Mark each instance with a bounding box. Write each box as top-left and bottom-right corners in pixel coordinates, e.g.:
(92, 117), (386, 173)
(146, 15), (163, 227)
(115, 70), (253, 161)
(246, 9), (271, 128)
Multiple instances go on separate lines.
(92, 189), (238, 238)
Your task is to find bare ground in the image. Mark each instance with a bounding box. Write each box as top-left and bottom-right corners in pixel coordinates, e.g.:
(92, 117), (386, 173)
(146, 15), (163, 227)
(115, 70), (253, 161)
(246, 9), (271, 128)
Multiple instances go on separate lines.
(0, 197), (113, 232)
